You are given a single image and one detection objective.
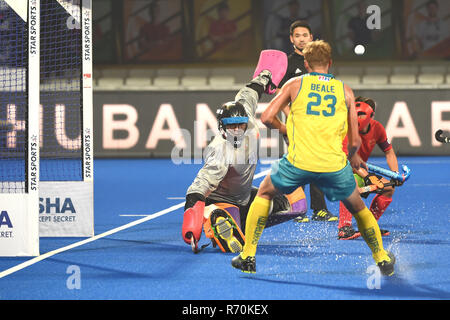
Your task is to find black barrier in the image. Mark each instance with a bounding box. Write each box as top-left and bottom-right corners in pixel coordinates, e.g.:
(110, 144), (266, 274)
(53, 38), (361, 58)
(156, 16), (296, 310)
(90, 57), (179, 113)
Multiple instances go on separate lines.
(93, 89), (450, 158)
(94, 90), (286, 159)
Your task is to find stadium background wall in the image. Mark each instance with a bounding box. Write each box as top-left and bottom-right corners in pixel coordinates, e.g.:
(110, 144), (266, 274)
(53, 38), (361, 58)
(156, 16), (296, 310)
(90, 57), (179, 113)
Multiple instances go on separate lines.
(3, 89), (448, 159)
(92, 89), (450, 158)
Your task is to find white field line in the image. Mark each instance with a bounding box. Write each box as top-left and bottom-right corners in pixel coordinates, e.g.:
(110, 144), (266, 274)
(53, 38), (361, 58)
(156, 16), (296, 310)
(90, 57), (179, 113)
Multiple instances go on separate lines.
(0, 202), (184, 279)
(0, 169), (272, 279)
(121, 169), (271, 217)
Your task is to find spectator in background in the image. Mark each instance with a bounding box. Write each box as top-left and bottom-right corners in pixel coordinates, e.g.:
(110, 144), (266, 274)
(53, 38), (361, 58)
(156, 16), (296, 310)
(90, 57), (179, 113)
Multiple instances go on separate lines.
(208, 2), (237, 49)
(276, 0), (310, 53)
(414, 0), (445, 53)
(347, 0), (372, 48)
(138, 1), (170, 53)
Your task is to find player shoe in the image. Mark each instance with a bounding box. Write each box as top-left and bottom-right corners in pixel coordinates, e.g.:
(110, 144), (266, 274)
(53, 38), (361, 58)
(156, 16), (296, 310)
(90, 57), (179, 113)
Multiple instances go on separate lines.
(210, 209), (245, 253)
(231, 254), (256, 273)
(311, 209), (338, 222)
(377, 251), (396, 276)
(338, 226), (361, 240)
(293, 213), (310, 223)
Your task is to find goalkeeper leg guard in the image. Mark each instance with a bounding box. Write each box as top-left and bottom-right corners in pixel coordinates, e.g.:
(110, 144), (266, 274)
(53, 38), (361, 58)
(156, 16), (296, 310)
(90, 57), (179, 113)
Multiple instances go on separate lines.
(285, 187), (307, 213)
(208, 204), (245, 253)
(266, 188), (307, 227)
(182, 201), (205, 250)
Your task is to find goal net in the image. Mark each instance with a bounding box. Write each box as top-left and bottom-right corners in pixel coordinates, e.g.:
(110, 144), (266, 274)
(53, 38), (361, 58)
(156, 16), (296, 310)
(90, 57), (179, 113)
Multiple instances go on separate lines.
(39, 0), (93, 237)
(0, 0), (40, 256)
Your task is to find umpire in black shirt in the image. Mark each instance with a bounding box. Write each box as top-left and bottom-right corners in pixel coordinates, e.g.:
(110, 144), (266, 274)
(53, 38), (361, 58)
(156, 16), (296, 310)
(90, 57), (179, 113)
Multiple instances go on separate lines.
(277, 20), (338, 222)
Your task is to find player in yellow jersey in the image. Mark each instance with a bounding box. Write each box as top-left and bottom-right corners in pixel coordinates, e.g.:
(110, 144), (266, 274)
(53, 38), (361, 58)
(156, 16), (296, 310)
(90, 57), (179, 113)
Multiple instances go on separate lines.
(231, 40), (396, 276)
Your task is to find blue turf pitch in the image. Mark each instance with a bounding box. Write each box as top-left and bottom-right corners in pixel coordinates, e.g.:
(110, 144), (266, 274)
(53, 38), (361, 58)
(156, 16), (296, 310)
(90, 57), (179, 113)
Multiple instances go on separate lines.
(0, 157), (449, 300)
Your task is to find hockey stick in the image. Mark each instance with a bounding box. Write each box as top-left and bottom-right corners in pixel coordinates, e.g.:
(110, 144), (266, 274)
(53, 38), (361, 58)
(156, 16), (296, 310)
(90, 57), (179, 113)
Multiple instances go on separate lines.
(190, 237), (210, 254)
(435, 129), (450, 144)
(366, 163), (411, 183)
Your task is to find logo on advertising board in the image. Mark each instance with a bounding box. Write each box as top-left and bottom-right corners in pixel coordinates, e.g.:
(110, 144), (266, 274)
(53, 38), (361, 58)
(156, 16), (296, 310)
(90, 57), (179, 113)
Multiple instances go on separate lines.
(0, 210), (14, 239)
(318, 75), (330, 82)
(39, 197), (77, 223)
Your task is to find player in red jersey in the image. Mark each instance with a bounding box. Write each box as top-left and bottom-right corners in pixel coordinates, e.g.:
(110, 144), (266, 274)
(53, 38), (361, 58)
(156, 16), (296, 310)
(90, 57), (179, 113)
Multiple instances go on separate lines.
(338, 96), (402, 240)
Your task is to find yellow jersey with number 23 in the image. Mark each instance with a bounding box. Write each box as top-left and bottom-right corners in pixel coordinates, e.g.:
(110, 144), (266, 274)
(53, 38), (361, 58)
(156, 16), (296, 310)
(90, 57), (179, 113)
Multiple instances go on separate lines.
(286, 72), (348, 173)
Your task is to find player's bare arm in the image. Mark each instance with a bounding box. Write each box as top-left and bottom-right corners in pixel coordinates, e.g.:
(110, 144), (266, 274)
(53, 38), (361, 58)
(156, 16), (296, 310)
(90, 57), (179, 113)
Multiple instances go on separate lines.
(275, 88), (291, 117)
(384, 147), (399, 172)
(261, 78), (301, 136)
(344, 83), (366, 170)
(344, 83), (360, 155)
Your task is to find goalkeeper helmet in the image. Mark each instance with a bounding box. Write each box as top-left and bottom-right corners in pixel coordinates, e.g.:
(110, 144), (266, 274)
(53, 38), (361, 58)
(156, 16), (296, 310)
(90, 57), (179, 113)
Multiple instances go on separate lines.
(217, 101), (249, 148)
(355, 101), (374, 132)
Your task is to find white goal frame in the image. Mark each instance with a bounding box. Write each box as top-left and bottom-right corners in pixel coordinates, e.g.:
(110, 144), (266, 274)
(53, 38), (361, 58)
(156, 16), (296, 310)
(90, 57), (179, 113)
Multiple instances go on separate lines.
(38, 0), (94, 237)
(0, 0), (40, 256)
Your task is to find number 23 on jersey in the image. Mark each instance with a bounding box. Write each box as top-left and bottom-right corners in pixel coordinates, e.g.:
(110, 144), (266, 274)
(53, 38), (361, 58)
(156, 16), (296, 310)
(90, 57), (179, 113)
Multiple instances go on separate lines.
(306, 92), (337, 117)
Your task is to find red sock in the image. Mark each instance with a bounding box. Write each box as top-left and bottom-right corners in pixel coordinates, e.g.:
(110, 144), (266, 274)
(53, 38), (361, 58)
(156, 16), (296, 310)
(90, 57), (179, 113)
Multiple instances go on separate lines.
(338, 201), (353, 229)
(370, 194), (392, 221)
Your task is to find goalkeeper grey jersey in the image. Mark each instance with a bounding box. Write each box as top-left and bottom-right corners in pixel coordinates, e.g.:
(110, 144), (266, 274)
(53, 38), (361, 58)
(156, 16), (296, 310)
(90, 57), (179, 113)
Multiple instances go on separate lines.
(186, 86), (260, 207)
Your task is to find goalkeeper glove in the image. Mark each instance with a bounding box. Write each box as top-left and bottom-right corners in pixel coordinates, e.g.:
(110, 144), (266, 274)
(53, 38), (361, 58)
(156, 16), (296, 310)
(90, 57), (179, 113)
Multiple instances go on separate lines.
(185, 193), (206, 211)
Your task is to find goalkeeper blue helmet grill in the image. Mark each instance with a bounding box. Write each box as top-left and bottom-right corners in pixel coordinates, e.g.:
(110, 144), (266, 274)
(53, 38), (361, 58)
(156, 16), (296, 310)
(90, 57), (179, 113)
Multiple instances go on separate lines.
(221, 116), (249, 125)
(217, 101), (249, 148)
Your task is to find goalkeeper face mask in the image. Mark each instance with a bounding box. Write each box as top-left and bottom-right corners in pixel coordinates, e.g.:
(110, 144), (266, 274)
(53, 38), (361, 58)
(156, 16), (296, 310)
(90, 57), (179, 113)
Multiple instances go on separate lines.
(217, 101), (249, 148)
(224, 124), (247, 148)
(355, 101), (374, 132)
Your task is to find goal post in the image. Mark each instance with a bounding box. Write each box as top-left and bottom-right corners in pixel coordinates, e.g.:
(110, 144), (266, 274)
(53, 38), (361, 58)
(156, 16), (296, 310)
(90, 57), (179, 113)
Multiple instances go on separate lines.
(82, 0), (94, 185)
(38, 0), (93, 237)
(0, 0), (40, 256)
